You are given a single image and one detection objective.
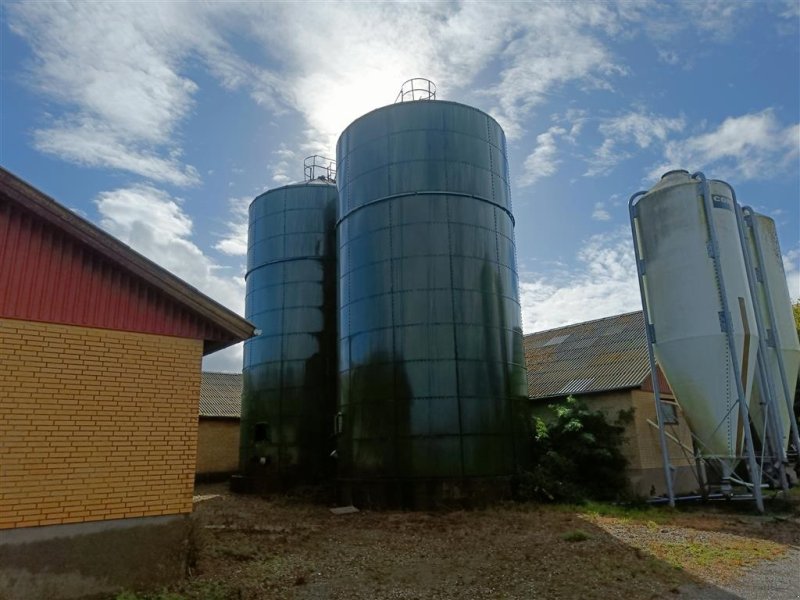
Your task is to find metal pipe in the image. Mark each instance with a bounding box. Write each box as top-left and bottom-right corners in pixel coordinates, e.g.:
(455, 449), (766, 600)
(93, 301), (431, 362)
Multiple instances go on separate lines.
(692, 172), (764, 512)
(645, 418), (695, 454)
(629, 190), (676, 507)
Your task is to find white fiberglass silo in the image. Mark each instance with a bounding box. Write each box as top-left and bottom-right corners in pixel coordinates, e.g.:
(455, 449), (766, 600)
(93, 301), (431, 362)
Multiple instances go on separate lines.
(742, 208), (800, 454)
(630, 171), (759, 482)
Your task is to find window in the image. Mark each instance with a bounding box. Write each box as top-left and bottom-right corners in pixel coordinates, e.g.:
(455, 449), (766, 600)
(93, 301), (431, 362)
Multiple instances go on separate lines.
(660, 402), (679, 425)
(254, 422), (270, 443)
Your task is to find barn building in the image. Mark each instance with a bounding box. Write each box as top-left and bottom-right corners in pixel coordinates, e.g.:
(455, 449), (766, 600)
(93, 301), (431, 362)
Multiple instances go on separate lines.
(0, 168), (253, 599)
(523, 311), (697, 497)
(197, 372), (242, 479)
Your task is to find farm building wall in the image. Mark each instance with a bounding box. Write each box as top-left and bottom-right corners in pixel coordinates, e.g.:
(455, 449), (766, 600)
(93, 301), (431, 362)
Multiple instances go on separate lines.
(0, 318), (202, 529)
(530, 389), (696, 497)
(196, 418), (240, 477)
(629, 389), (696, 496)
(0, 317), (202, 599)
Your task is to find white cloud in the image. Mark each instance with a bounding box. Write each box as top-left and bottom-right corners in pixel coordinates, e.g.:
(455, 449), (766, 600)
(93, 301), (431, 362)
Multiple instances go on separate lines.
(10, 1), (770, 187)
(203, 344), (244, 373)
(675, 0), (744, 41)
(586, 111), (685, 176)
(592, 202), (612, 221)
(519, 227), (640, 334)
(8, 2), (287, 187)
(225, 2), (627, 149)
(33, 119), (201, 187)
(95, 185), (245, 317)
(215, 196), (252, 257)
(518, 126), (566, 186)
(9, 3), (215, 185)
(657, 49), (680, 65)
(269, 145), (298, 185)
(651, 110), (799, 181)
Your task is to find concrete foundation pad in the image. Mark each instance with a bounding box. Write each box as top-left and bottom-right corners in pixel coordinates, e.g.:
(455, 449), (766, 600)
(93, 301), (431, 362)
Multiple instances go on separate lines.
(0, 514), (190, 600)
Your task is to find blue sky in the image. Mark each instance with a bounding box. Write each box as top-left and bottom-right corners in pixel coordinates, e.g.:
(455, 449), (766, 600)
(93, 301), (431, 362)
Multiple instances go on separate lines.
(2, 1), (798, 372)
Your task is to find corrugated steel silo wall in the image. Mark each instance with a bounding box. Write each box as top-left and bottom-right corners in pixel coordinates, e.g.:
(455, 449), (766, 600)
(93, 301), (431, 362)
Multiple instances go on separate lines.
(240, 182), (338, 489)
(336, 101), (529, 502)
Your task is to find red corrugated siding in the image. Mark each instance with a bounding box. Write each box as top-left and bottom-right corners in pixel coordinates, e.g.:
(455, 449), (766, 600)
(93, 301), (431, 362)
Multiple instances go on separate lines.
(0, 200), (229, 342)
(641, 365), (674, 396)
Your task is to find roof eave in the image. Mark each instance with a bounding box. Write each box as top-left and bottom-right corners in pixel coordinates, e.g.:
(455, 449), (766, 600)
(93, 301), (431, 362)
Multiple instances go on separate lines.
(528, 383), (641, 402)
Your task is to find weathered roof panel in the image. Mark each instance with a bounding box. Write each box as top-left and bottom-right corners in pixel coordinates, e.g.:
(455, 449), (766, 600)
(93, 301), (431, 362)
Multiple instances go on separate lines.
(524, 311), (653, 400)
(199, 372), (242, 418)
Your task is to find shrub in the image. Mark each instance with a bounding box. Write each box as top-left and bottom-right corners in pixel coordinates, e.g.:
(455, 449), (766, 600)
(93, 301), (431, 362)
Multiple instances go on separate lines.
(516, 395), (633, 503)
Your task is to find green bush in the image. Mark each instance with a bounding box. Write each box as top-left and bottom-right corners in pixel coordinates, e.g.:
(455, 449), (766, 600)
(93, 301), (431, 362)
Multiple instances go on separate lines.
(517, 396), (633, 503)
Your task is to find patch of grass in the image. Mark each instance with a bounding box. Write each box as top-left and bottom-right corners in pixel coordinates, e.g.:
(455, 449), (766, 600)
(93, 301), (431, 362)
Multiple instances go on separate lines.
(654, 538), (784, 573)
(576, 501), (675, 523)
(561, 529), (591, 542)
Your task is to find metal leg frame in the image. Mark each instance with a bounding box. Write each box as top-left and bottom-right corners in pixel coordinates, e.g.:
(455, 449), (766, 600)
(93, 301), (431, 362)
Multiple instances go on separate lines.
(693, 173), (763, 512)
(629, 191), (676, 507)
(733, 200), (789, 491)
(744, 207), (800, 461)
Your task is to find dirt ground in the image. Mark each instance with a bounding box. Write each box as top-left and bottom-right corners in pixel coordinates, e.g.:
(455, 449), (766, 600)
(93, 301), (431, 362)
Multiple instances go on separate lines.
(130, 484), (800, 600)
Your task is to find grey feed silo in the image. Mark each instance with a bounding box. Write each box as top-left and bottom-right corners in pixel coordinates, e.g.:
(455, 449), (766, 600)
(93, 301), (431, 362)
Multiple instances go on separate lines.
(336, 90), (530, 506)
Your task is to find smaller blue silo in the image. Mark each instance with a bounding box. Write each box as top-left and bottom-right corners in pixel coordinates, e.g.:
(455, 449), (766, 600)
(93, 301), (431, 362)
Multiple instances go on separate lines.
(238, 158), (338, 492)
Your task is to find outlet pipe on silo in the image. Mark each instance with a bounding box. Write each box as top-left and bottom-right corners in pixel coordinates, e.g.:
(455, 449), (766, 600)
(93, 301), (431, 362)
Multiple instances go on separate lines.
(629, 190), (676, 508)
(732, 198), (790, 492)
(742, 206), (800, 462)
(692, 172), (764, 512)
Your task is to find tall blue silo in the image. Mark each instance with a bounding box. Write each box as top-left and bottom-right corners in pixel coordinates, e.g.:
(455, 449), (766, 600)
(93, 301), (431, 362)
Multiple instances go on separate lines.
(335, 82), (529, 506)
(239, 168), (338, 492)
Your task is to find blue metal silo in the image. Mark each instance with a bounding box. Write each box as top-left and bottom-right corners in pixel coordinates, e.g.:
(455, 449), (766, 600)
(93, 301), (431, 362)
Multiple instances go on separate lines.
(336, 81), (529, 506)
(239, 160), (338, 491)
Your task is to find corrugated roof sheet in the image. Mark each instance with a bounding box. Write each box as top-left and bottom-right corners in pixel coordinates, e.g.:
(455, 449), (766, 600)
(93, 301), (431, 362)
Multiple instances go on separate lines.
(524, 311), (651, 400)
(199, 372), (242, 418)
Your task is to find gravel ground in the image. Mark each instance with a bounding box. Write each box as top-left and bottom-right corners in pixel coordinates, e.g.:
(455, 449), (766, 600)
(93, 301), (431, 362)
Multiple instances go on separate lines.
(153, 484), (800, 600)
(676, 550), (800, 600)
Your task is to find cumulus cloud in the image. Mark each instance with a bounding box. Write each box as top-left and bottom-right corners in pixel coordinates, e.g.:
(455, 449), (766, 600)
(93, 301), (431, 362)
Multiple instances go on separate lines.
(518, 126), (566, 186)
(10, 1), (772, 187)
(650, 110), (799, 181)
(95, 185), (245, 315)
(592, 201), (612, 221)
(8, 2), (285, 186)
(586, 111), (685, 176)
(519, 227), (641, 334)
(215, 196), (252, 257)
(9, 3), (207, 184)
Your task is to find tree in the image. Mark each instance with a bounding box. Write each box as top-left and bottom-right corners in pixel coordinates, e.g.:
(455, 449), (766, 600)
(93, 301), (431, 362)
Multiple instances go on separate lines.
(516, 396), (634, 503)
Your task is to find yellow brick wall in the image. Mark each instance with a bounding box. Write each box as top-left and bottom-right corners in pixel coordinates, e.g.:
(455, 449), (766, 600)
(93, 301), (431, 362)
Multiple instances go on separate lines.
(0, 318), (203, 529)
(631, 389), (695, 469)
(576, 392), (640, 468)
(196, 419), (240, 475)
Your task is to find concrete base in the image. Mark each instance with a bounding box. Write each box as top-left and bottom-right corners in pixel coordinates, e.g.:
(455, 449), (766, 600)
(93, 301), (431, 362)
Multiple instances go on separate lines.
(338, 477), (514, 510)
(0, 514), (190, 600)
(630, 465), (700, 498)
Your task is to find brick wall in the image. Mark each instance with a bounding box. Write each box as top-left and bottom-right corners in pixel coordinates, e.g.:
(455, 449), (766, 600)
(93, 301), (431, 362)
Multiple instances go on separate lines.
(196, 418), (240, 475)
(0, 318), (203, 529)
(630, 389), (695, 470)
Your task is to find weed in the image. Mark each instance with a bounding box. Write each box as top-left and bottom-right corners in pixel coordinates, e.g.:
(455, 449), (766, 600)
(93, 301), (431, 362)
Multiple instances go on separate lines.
(561, 529), (591, 542)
